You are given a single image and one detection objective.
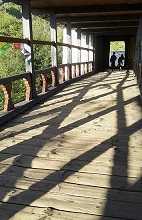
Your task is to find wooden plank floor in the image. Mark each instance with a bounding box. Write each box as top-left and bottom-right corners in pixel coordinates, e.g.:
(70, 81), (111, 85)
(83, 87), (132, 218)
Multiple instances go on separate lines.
(0, 70), (142, 220)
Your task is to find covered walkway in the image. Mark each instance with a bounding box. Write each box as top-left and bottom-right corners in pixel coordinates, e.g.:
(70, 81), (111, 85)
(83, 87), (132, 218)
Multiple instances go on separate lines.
(0, 70), (141, 220)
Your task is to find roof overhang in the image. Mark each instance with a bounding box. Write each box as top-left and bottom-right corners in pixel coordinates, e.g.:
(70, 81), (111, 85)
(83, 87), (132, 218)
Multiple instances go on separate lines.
(2, 0), (142, 36)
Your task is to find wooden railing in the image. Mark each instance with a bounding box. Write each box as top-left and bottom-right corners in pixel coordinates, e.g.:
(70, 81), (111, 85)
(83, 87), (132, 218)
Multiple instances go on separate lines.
(133, 61), (142, 98)
(0, 36), (94, 124)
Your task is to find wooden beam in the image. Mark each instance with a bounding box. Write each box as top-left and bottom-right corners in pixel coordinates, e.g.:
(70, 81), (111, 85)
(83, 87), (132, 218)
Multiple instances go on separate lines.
(56, 4), (142, 15)
(86, 28), (137, 35)
(71, 21), (139, 29)
(50, 8), (59, 86)
(21, 0), (36, 99)
(57, 14), (140, 23)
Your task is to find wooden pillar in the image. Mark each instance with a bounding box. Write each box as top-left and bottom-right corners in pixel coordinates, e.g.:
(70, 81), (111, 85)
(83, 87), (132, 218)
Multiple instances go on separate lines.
(86, 31), (89, 72)
(63, 19), (72, 80)
(93, 34), (96, 71)
(77, 26), (81, 75)
(139, 15), (142, 93)
(139, 15), (142, 63)
(50, 9), (59, 86)
(21, 0), (36, 98)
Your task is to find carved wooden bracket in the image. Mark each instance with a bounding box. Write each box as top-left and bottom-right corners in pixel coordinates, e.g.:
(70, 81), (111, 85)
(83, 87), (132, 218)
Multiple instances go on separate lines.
(76, 64), (80, 77)
(23, 76), (32, 101)
(1, 82), (14, 112)
(67, 66), (71, 80)
(51, 70), (56, 88)
(72, 65), (76, 78)
(41, 73), (48, 93)
(61, 67), (65, 83)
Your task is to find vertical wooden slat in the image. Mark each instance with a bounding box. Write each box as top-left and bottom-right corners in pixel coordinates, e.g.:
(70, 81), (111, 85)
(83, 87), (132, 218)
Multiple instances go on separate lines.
(51, 70), (56, 88)
(61, 67), (65, 83)
(1, 83), (14, 112)
(77, 26), (81, 75)
(41, 74), (48, 93)
(23, 76), (32, 101)
(50, 9), (59, 86)
(21, 0), (36, 98)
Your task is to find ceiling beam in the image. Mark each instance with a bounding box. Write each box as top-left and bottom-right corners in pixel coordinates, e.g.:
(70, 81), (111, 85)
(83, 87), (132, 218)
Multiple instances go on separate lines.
(82, 27), (137, 34)
(71, 21), (139, 28)
(55, 4), (142, 15)
(57, 14), (140, 23)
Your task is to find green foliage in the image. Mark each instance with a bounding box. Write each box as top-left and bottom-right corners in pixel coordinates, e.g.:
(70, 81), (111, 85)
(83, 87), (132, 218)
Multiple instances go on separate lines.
(0, 2), (63, 110)
(0, 5), (22, 38)
(0, 49), (25, 77)
(11, 80), (26, 104)
(110, 41), (125, 52)
(32, 15), (51, 41)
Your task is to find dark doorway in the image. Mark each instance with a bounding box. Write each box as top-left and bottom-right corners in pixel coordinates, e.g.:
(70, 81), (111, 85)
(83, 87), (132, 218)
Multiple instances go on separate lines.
(109, 41), (125, 69)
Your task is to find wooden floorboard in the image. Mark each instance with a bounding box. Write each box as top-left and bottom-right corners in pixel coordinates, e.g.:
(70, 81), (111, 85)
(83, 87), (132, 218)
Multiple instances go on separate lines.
(0, 70), (142, 220)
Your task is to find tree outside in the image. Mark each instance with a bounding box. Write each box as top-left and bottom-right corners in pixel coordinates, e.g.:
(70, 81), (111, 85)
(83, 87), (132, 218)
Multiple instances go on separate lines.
(109, 41), (125, 67)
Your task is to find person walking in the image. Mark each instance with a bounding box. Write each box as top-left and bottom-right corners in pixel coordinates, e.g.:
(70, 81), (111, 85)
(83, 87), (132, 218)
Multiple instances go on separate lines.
(118, 54), (125, 70)
(110, 52), (116, 71)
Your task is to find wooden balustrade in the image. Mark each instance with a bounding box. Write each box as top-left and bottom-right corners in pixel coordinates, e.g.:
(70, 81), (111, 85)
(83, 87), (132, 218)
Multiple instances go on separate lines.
(133, 61), (142, 99)
(0, 62), (94, 112)
(41, 74), (48, 93)
(1, 82), (14, 112)
(23, 76), (32, 101)
(72, 65), (76, 78)
(51, 70), (56, 88)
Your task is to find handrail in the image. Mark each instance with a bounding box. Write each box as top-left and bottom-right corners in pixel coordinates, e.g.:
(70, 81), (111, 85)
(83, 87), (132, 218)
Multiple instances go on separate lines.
(0, 35), (94, 115)
(34, 67), (56, 75)
(33, 40), (55, 46)
(0, 72), (31, 84)
(0, 36), (29, 44)
(0, 36), (94, 52)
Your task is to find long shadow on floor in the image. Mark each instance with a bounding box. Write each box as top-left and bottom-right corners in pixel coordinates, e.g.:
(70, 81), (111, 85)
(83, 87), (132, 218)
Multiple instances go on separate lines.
(0, 71), (141, 219)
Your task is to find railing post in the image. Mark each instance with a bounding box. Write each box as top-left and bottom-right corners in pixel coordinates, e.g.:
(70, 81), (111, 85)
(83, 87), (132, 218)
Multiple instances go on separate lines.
(51, 70), (56, 88)
(67, 65), (71, 80)
(61, 67), (65, 82)
(21, 0), (36, 99)
(72, 65), (76, 78)
(86, 31), (89, 73)
(77, 26), (81, 74)
(93, 34), (96, 70)
(41, 73), (48, 93)
(23, 76), (32, 101)
(50, 9), (59, 86)
(63, 18), (72, 80)
(1, 83), (14, 112)
(76, 64), (80, 77)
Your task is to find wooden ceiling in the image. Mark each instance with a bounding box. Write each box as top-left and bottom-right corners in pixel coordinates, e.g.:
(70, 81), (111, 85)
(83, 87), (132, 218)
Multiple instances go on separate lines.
(4, 0), (142, 35)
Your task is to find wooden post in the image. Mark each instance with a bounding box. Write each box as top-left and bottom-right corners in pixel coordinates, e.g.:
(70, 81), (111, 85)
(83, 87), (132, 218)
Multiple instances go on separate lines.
(50, 9), (58, 86)
(86, 31), (89, 72)
(1, 83), (14, 112)
(23, 76), (32, 101)
(41, 74), (48, 93)
(67, 66), (71, 80)
(93, 34), (96, 71)
(61, 67), (65, 82)
(21, 0), (36, 99)
(51, 70), (56, 88)
(72, 65), (76, 78)
(63, 19), (72, 80)
(77, 26), (81, 75)
(76, 64), (80, 77)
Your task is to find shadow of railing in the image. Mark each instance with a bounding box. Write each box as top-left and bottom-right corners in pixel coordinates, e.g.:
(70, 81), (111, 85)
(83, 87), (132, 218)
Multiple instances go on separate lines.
(0, 71), (141, 219)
